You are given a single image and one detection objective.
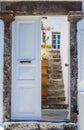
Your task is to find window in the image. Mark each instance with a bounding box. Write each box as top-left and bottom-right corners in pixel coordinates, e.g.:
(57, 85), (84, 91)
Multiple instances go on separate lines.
(52, 32), (61, 49)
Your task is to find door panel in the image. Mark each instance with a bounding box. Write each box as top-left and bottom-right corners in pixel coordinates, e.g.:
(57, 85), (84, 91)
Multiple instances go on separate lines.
(18, 23), (35, 60)
(17, 66), (35, 80)
(11, 16), (41, 120)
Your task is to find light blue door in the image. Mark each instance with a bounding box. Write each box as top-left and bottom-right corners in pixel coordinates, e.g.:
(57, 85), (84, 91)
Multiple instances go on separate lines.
(11, 16), (41, 120)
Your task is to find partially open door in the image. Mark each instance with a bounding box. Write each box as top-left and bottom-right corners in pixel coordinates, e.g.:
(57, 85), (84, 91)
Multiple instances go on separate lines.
(11, 16), (41, 120)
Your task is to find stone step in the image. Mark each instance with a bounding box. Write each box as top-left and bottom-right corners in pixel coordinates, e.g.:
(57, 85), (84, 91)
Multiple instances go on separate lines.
(4, 122), (77, 130)
(48, 55), (60, 59)
(48, 60), (61, 65)
(49, 73), (63, 79)
(47, 64), (62, 70)
(48, 69), (62, 73)
(42, 110), (69, 121)
(46, 100), (66, 105)
(47, 96), (66, 103)
(48, 84), (64, 90)
(48, 61), (61, 66)
(47, 52), (60, 59)
(47, 62), (62, 71)
(48, 89), (65, 96)
(46, 49), (60, 54)
(48, 66), (62, 72)
(48, 58), (61, 63)
(48, 79), (64, 88)
(48, 73), (63, 79)
(48, 72), (63, 78)
(42, 104), (68, 109)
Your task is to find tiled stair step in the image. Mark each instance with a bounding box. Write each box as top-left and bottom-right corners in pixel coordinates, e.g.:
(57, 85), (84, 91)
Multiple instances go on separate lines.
(46, 100), (66, 105)
(48, 66), (62, 72)
(48, 64), (62, 70)
(47, 55), (60, 59)
(48, 55), (61, 59)
(48, 78), (64, 86)
(47, 50), (60, 53)
(42, 104), (68, 109)
(50, 74), (63, 79)
(47, 96), (66, 103)
(48, 73), (63, 78)
(48, 69), (62, 74)
(48, 58), (61, 62)
(48, 74), (63, 79)
(48, 61), (61, 65)
(48, 89), (65, 96)
(48, 62), (61, 67)
(48, 84), (64, 88)
(48, 78), (64, 83)
(47, 49), (60, 55)
(48, 84), (64, 90)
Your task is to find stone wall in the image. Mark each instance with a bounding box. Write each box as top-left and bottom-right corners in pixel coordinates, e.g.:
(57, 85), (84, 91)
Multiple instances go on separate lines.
(0, 1), (82, 15)
(3, 21), (12, 121)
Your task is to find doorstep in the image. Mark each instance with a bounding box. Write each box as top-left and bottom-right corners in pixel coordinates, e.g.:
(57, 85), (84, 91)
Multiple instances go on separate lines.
(3, 122), (77, 130)
(42, 109), (69, 122)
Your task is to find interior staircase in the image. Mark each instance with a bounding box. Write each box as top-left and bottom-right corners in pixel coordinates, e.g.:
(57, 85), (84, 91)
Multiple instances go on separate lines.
(42, 49), (68, 109)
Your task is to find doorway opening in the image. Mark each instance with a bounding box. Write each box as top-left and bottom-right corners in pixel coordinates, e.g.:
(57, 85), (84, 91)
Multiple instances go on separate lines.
(11, 15), (70, 121)
(41, 16), (70, 121)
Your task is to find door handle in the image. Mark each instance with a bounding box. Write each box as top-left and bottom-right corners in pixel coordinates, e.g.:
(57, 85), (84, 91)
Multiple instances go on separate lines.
(20, 61), (31, 64)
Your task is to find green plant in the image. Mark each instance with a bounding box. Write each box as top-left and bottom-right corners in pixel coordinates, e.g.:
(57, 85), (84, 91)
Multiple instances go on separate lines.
(45, 44), (52, 49)
(42, 53), (47, 60)
(42, 73), (47, 77)
(42, 81), (47, 88)
(41, 44), (52, 49)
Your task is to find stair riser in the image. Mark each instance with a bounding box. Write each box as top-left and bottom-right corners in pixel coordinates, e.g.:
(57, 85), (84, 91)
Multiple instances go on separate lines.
(48, 91), (65, 96)
(48, 80), (63, 85)
(47, 100), (66, 104)
(48, 59), (61, 63)
(47, 97), (66, 103)
(49, 74), (62, 79)
(48, 70), (62, 74)
(48, 85), (64, 89)
(47, 51), (60, 55)
(42, 104), (68, 109)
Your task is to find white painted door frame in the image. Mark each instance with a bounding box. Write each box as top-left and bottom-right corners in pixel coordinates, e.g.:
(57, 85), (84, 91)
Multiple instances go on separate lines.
(77, 18), (84, 130)
(0, 20), (4, 123)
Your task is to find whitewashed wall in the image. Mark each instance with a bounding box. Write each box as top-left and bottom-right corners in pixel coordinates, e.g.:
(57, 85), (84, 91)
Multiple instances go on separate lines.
(0, 20), (4, 123)
(42, 16), (69, 103)
(60, 16), (69, 103)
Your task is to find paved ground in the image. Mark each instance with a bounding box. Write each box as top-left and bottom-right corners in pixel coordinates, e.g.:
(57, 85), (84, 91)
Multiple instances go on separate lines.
(42, 109), (69, 122)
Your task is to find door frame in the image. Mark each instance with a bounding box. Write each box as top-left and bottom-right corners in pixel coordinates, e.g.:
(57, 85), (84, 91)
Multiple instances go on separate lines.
(0, 20), (4, 123)
(2, 6), (82, 122)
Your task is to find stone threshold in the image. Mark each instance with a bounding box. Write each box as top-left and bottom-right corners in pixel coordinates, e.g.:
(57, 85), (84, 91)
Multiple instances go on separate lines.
(3, 122), (77, 130)
(42, 109), (69, 122)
